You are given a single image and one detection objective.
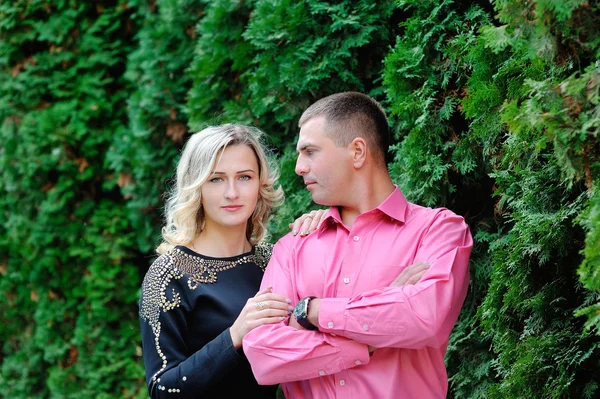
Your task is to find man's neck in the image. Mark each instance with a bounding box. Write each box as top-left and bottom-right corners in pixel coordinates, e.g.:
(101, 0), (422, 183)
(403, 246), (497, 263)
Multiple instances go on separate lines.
(191, 223), (251, 257)
(339, 174), (395, 227)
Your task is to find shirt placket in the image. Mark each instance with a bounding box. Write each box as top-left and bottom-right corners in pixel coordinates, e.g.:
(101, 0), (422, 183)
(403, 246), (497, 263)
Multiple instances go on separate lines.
(334, 369), (350, 398)
(337, 225), (362, 297)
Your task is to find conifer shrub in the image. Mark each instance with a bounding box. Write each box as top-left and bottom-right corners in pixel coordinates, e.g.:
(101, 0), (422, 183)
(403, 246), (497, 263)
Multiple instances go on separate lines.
(383, 0), (600, 397)
(0, 1), (145, 397)
(1, 0), (598, 398)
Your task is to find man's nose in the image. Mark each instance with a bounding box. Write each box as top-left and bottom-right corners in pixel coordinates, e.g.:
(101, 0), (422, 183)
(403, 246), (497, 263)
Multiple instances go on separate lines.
(295, 157), (308, 176)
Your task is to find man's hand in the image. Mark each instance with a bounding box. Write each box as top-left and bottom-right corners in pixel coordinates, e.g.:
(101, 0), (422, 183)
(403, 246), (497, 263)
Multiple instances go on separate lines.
(389, 262), (430, 287)
(369, 262), (431, 354)
(288, 263), (430, 351)
(288, 313), (302, 329)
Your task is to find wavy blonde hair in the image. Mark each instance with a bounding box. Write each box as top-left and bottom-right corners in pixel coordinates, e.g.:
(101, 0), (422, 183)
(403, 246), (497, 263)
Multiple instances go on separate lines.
(157, 124), (284, 254)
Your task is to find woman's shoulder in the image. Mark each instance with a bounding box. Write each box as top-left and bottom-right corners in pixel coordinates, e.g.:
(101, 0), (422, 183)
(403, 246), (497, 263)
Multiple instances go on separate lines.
(140, 248), (200, 302)
(254, 242), (273, 271)
(143, 248), (188, 281)
(139, 248), (191, 325)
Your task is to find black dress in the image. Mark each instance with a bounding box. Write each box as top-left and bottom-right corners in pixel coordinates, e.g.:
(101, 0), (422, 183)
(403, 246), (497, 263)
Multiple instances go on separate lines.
(139, 244), (277, 398)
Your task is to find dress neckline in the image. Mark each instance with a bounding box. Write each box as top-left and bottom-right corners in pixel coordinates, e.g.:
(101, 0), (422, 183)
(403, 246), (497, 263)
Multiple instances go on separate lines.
(175, 245), (255, 261)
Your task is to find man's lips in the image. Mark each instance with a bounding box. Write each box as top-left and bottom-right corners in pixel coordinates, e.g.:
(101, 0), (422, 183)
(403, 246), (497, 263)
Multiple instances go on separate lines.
(222, 205), (243, 211)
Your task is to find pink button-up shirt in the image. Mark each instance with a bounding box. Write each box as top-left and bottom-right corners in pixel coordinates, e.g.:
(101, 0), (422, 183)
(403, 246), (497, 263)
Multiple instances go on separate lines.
(243, 188), (472, 398)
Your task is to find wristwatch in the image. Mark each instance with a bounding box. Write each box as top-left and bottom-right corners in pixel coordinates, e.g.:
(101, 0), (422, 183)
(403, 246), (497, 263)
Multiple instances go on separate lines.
(294, 296), (318, 330)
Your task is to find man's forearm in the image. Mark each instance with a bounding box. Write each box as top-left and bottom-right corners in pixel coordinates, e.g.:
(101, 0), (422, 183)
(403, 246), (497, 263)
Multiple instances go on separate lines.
(243, 322), (370, 385)
(314, 245), (471, 349)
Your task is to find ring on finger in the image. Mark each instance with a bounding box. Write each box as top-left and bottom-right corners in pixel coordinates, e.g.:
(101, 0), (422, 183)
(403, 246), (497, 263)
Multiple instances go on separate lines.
(255, 301), (268, 310)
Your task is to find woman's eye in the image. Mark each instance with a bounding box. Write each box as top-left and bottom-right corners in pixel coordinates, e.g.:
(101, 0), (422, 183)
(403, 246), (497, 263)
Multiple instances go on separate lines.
(209, 177), (223, 183)
(239, 175), (251, 181)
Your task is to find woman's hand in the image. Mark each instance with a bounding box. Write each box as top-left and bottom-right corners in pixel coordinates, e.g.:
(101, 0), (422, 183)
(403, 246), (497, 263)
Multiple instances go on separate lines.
(289, 209), (327, 237)
(230, 287), (294, 349)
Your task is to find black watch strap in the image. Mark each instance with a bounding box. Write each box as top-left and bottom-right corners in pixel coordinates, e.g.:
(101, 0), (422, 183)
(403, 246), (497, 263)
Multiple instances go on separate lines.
(294, 296), (318, 331)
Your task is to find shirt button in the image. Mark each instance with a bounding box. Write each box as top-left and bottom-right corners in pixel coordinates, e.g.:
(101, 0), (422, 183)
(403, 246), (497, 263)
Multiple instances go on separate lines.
(355, 360), (362, 365)
(363, 324), (369, 331)
(343, 277), (350, 284)
(340, 380), (346, 386)
(319, 370), (325, 376)
(328, 321), (334, 328)
(353, 236), (359, 241)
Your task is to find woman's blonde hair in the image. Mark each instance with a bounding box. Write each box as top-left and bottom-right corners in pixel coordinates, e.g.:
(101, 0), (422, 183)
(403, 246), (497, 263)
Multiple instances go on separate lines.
(157, 124), (284, 254)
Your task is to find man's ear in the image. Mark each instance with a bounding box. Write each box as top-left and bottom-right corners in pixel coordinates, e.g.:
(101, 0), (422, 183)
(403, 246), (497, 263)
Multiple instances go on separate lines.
(350, 137), (367, 168)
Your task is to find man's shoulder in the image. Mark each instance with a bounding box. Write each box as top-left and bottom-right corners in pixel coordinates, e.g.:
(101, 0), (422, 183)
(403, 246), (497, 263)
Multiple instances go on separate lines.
(273, 231), (322, 252)
(406, 202), (467, 225)
(274, 232), (301, 249)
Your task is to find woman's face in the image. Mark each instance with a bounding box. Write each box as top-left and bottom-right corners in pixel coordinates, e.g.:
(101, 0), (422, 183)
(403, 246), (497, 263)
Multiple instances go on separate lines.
(201, 144), (261, 231)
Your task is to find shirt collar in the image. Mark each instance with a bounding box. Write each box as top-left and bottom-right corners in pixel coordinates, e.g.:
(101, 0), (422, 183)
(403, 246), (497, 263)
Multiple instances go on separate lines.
(377, 186), (408, 223)
(316, 186), (408, 237)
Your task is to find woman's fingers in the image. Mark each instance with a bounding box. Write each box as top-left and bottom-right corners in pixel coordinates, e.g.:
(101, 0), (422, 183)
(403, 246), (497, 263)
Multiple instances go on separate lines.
(254, 292), (292, 305)
(300, 209), (326, 236)
(298, 217), (313, 236)
(260, 316), (288, 324)
(253, 300), (294, 313)
(256, 307), (290, 318)
(289, 219), (302, 236)
(308, 209), (326, 232)
(290, 209), (327, 236)
(290, 213), (310, 236)
(253, 286), (273, 297)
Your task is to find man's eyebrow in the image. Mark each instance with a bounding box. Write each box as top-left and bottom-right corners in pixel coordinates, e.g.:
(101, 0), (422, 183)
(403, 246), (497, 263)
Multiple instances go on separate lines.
(297, 143), (314, 153)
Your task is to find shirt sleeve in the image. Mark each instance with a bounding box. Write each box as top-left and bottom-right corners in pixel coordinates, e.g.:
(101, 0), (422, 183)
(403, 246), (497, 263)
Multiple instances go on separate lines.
(139, 259), (243, 398)
(317, 210), (472, 350)
(242, 239), (371, 386)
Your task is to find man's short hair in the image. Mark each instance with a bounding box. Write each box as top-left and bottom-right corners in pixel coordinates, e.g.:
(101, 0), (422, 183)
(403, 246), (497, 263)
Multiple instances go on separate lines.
(299, 92), (390, 166)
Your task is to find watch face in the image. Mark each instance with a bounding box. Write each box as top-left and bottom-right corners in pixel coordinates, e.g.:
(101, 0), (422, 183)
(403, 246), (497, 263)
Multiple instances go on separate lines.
(294, 298), (307, 319)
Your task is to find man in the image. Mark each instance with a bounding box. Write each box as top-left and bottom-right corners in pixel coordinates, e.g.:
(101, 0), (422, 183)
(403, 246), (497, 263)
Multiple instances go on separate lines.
(243, 92), (472, 398)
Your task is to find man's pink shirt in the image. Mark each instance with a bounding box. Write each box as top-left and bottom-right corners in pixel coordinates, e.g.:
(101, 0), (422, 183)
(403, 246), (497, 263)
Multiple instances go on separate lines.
(243, 188), (472, 398)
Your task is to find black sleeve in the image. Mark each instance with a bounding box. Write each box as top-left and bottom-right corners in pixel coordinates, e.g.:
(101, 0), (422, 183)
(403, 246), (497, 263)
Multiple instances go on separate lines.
(139, 255), (243, 398)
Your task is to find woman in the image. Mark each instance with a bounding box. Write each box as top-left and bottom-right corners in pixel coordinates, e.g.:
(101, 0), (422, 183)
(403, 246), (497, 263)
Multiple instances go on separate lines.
(139, 124), (323, 398)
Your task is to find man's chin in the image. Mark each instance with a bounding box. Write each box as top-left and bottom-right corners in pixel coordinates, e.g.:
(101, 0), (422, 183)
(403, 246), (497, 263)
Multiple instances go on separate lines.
(310, 194), (334, 207)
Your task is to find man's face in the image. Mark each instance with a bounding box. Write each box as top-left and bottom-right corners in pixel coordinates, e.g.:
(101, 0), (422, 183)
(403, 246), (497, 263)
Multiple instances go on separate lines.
(295, 116), (353, 206)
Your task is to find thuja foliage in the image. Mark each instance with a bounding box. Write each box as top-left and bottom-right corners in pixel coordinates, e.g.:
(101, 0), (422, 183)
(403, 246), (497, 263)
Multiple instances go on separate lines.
(384, 0), (600, 398)
(0, 1), (145, 397)
(384, 2), (501, 396)
(1, 0), (599, 398)
(186, 0), (399, 239)
(107, 0), (204, 253)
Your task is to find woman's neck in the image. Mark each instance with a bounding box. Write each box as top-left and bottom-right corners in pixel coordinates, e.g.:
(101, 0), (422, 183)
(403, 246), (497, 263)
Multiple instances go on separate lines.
(190, 223), (251, 257)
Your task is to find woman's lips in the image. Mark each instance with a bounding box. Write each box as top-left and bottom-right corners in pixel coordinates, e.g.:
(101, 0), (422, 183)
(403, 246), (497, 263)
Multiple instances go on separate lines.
(222, 205), (243, 212)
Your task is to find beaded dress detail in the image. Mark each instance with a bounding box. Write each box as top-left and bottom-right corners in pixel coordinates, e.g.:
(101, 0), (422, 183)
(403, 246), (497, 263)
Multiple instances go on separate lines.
(139, 243), (273, 390)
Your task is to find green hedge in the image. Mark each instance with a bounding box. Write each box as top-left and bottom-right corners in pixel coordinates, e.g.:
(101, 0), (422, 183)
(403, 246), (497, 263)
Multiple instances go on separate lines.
(0, 1), (145, 397)
(1, 0), (598, 398)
